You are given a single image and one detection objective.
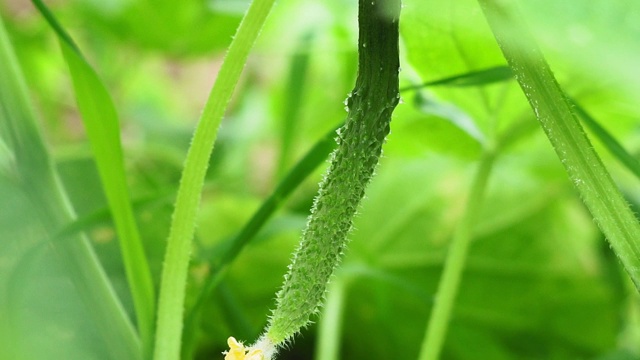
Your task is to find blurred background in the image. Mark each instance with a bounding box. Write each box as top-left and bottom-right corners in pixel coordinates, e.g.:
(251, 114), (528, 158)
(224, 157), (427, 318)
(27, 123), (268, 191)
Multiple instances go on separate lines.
(1, 0), (640, 359)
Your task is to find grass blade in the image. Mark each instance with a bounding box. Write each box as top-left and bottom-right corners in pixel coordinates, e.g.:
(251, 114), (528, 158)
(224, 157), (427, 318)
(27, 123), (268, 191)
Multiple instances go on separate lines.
(153, 0), (277, 358)
(0, 14), (141, 360)
(478, 0), (640, 289)
(32, 1), (156, 355)
(277, 32), (314, 177)
(399, 65), (512, 92)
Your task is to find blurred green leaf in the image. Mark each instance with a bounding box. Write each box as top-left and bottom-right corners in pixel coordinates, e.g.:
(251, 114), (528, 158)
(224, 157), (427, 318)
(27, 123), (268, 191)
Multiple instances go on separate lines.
(415, 91), (485, 144)
(386, 97), (484, 159)
(401, 0), (526, 137)
(32, 0), (155, 352)
(394, 66), (518, 159)
(0, 13), (140, 360)
(391, 66), (524, 159)
(518, 0), (640, 104)
(339, 156), (623, 359)
(77, 0), (246, 56)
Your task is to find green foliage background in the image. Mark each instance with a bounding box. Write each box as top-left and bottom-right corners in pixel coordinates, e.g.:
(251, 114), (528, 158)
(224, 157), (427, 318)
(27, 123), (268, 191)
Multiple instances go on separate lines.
(1, 0), (639, 359)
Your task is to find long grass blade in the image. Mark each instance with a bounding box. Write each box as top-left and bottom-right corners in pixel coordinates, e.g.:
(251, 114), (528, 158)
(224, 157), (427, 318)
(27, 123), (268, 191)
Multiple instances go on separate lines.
(478, 0), (640, 288)
(277, 32), (314, 177)
(31, 1), (156, 355)
(399, 65), (512, 92)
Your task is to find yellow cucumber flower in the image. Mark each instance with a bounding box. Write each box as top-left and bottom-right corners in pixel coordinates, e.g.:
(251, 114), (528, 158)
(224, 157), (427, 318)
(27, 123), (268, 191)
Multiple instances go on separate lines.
(224, 337), (264, 360)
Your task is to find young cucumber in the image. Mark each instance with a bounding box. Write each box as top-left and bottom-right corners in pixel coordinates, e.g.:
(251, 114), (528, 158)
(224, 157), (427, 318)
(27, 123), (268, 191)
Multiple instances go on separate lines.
(225, 0), (401, 358)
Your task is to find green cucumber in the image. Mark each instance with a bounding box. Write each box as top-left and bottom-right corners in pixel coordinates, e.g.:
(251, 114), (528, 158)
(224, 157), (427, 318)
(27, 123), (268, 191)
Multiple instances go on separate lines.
(231, 0), (402, 358)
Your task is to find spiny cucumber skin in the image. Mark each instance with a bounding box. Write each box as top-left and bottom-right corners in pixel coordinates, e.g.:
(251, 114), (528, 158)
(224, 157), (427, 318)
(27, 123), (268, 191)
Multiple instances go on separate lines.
(266, 94), (398, 345)
(264, 0), (401, 347)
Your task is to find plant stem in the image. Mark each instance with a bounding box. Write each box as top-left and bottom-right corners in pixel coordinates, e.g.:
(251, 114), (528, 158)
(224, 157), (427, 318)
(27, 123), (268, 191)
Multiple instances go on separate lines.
(478, 0), (640, 290)
(418, 151), (495, 360)
(277, 32), (313, 178)
(315, 280), (346, 360)
(152, 0), (276, 358)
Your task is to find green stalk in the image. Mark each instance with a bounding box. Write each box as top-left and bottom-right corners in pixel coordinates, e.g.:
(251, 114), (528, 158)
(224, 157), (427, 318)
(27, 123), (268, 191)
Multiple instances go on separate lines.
(418, 151), (496, 360)
(277, 32), (313, 178)
(478, 0), (640, 289)
(152, 0), (276, 358)
(251, 0), (401, 356)
(315, 280), (346, 360)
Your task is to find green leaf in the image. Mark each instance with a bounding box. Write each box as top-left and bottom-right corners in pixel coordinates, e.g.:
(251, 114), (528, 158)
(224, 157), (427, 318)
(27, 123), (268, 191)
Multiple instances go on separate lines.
(401, 0), (526, 137)
(390, 66), (521, 159)
(78, 0), (246, 56)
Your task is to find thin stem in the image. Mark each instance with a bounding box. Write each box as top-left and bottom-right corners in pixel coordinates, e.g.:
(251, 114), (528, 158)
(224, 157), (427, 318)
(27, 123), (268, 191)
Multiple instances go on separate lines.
(418, 151), (496, 360)
(152, 0), (276, 358)
(315, 280), (347, 360)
